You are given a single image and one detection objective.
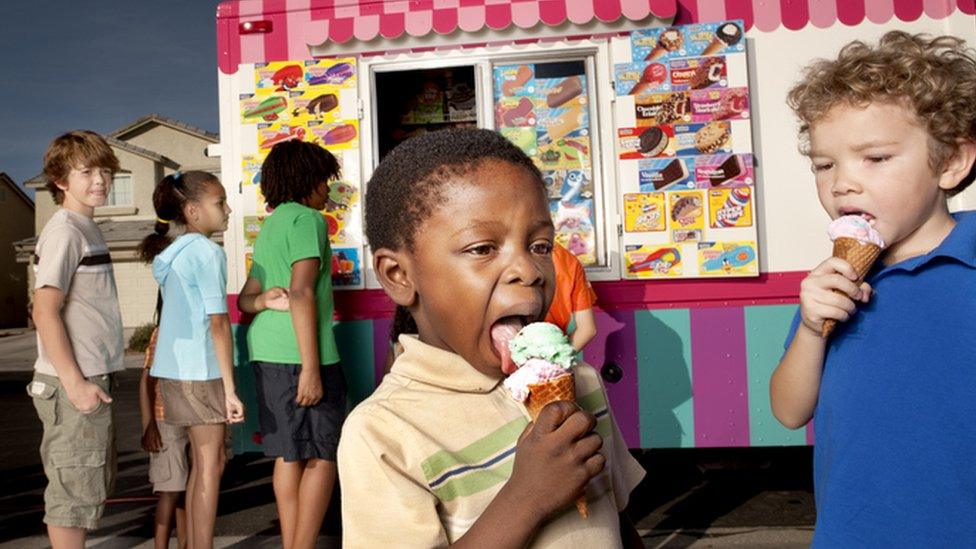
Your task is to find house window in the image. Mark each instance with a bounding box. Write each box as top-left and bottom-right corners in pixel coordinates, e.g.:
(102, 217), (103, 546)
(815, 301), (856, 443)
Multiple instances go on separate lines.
(108, 173), (133, 206)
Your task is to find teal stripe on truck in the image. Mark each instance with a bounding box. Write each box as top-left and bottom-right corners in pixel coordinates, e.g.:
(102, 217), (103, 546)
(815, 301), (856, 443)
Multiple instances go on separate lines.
(744, 304), (806, 446)
(636, 309), (695, 448)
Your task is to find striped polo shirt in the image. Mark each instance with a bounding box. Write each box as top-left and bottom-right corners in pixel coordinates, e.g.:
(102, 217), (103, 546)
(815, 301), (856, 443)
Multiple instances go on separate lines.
(33, 208), (124, 377)
(338, 335), (645, 548)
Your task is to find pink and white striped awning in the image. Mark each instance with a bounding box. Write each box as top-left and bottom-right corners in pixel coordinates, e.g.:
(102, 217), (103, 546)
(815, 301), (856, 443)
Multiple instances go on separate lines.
(674, 0), (974, 33)
(217, 0), (975, 74)
(217, 0), (680, 73)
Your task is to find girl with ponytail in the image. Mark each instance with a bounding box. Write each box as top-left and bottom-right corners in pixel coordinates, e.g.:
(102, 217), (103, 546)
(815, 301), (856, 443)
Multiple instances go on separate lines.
(137, 170), (256, 549)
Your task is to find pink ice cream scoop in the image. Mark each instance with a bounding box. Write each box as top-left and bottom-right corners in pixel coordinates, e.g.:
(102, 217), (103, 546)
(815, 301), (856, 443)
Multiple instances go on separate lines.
(827, 215), (885, 248)
(503, 358), (571, 402)
(821, 215), (886, 338)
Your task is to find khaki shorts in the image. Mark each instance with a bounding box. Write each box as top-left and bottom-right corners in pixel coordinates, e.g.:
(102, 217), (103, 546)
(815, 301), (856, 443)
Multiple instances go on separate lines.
(148, 421), (189, 493)
(28, 372), (116, 530)
(159, 379), (227, 426)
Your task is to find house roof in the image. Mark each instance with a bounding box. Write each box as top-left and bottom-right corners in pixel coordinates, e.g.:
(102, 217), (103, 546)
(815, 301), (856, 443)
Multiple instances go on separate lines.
(24, 136), (180, 189)
(13, 219), (222, 251)
(0, 172), (35, 209)
(13, 219), (154, 250)
(110, 114), (219, 143)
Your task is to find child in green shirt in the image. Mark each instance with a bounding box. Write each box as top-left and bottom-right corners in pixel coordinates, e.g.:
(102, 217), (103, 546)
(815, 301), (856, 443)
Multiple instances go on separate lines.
(238, 140), (345, 549)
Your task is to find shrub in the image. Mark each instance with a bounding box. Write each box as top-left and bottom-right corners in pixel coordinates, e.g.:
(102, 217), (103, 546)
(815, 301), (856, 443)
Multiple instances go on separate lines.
(129, 322), (156, 353)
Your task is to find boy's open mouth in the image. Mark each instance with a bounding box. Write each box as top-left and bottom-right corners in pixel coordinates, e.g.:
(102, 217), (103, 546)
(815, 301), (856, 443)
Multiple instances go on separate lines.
(490, 315), (531, 375)
(840, 208), (876, 224)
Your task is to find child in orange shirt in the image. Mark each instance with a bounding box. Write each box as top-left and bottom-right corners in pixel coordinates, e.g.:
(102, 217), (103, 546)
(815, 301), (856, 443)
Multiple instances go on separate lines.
(544, 243), (598, 350)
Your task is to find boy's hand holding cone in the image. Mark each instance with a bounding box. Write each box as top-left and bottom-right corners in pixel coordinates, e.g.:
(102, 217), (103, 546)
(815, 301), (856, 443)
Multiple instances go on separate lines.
(821, 215), (886, 337)
(499, 322), (590, 518)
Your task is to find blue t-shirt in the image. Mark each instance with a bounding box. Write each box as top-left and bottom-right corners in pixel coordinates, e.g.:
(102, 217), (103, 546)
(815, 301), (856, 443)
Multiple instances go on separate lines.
(151, 233), (228, 381)
(784, 210), (976, 547)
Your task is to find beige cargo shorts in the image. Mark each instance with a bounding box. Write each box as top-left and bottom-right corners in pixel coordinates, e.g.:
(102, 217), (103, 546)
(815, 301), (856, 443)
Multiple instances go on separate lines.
(148, 421), (189, 493)
(28, 372), (117, 530)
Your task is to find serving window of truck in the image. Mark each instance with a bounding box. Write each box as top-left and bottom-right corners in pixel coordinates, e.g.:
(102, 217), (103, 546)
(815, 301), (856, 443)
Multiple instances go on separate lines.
(216, 0), (976, 453)
(359, 47), (618, 275)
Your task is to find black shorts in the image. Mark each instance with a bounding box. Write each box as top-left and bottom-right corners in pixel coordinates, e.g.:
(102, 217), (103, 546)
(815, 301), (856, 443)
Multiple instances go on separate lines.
(251, 361), (347, 462)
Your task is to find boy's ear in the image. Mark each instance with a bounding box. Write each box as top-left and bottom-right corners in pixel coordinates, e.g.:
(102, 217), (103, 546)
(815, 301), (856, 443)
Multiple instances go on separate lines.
(939, 139), (976, 191)
(373, 248), (417, 307)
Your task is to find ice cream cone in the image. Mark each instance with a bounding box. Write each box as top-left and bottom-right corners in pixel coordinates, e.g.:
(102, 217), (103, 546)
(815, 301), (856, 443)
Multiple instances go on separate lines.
(524, 374), (576, 418)
(646, 44), (669, 61)
(524, 374), (588, 518)
(821, 237), (882, 337)
(703, 36), (729, 55)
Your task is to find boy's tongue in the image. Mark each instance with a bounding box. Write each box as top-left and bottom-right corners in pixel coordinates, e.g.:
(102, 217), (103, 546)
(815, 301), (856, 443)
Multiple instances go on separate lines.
(490, 318), (523, 375)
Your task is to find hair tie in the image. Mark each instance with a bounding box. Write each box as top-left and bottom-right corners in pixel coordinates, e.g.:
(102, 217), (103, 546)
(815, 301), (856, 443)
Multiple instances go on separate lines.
(156, 218), (170, 224)
(172, 171), (182, 180)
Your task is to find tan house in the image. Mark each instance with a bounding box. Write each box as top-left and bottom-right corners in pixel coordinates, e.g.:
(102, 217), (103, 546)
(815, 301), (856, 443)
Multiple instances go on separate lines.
(14, 115), (220, 333)
(0, 173), (35, 328)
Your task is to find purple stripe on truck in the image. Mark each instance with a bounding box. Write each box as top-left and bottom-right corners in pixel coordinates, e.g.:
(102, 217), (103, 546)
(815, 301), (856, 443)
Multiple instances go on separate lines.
(372, 316), (392, 389)
(583, 310), (641, 448)
(690, 307), (750, 447)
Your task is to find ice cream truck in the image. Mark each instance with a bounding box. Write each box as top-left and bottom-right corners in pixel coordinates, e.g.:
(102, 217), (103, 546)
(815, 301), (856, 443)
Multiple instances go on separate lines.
(214, 0), (976, 452)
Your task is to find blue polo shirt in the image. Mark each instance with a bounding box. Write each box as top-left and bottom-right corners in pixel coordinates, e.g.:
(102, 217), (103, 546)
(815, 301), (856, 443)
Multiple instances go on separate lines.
(785, 210), (976, 548)
(151, 233), (228, 381)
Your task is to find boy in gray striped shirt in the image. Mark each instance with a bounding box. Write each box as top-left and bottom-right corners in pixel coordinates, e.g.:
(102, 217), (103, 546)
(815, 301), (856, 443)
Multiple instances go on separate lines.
(28, 130), (124, 548)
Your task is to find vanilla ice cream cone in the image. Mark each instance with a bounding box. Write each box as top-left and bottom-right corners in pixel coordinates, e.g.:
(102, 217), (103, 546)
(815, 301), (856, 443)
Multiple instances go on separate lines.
(821, 237), (882, 337)
(524, 374), (588, 518)
(703, 36), (729, 55)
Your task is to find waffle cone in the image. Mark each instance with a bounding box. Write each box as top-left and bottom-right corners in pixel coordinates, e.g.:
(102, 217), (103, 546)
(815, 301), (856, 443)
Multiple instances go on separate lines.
(703, 37), (727, 55)
(524, 374), (588, 518)
(524, 375), (576, 419)
(821, 237), (882, 337)
(646, 45), (668, 61)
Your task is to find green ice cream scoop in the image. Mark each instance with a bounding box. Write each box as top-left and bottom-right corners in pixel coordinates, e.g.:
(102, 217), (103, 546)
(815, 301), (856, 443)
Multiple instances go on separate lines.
(508, 322), (576, 370)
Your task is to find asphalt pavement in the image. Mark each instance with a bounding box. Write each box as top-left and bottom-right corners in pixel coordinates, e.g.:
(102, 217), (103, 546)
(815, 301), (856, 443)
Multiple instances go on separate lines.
(0, 330), (814, 547)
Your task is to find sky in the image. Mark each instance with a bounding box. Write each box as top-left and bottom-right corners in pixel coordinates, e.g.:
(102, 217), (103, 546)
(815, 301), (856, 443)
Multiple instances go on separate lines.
(0, 1), (224, 199)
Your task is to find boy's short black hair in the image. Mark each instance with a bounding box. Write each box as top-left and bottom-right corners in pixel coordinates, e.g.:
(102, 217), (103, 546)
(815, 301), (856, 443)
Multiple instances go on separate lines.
(365, 128), (544, 252)
(261, 140), (341, 208)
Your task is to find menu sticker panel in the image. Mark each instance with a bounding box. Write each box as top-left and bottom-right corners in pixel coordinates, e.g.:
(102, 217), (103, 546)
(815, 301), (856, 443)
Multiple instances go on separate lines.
(690, 88), (750, 122)
(616, 20), (758, 280)
(629, 21), (745, 65)
(698, 241), (758, 276)
(708, 187), (753, 228)
(625, 244), (683, 278)
(697, 153), (755, 188)
(623, 193), (667, 232)
(638, 157), (696, 191)
(331, 247), (362, 288)
(668, 190), (706, 230)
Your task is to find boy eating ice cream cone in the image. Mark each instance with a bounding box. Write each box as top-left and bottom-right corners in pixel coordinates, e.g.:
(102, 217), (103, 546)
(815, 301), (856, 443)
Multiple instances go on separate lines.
(338, 129), (645, 547)
(771, 31), (976, 546)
